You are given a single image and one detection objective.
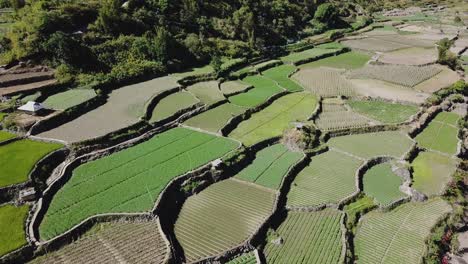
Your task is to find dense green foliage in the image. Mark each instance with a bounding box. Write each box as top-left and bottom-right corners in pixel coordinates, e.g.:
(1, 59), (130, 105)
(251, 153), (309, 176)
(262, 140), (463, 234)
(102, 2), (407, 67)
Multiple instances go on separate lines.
(0, 204), (29, 256)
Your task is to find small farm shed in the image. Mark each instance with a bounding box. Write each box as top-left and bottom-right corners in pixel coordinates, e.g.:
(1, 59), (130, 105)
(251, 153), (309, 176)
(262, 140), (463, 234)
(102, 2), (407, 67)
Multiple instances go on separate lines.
(18, 101), (45, 115)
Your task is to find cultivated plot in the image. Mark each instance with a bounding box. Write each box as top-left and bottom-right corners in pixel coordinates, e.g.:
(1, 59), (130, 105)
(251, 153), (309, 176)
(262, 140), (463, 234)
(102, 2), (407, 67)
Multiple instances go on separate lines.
(235, 144), (303, 190)
(315, 100), (377, 131)
(149, 91), (200, 123)
(262, 65), (303, 92)
(287, 150), (362, 208)
(341, 37), (410, 52)
(415, 112), (460, 155)
(174, 179), (276, 263)
(37, 76), (180, 143)
(0, 204), (29, 257)
(348, 100), (419, 124)
(229, 75), (283, 108)
(183, 103), (246, 133)
(0, 139), (63, 187)
(413, 67), (460, 93)
(293, 67), (356, 97)
(412, 151), (459, 196)
(264, 209), (344, 264)
(281, 47), (342, 64)
(42, 89), (97, 110)
(220, 81), (252, 96)
(186, 81), (226, 105)
(229, 93), (317, 146)
(363, 163), (406, 207)
(355, 198), (452, 264)
(227, 251), (257, 264)
(328, 131), (414, 160)
(299, 51), (371, 70)
(0, 130), (15, 143)
(378, 47), (437, 65)
(31, 221), (168, 264)
(39, 127), (239, 240)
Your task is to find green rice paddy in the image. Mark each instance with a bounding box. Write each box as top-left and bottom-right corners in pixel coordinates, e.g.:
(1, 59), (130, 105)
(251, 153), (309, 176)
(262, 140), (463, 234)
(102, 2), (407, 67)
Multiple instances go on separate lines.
(348, 100), (419, 124)
(149, 91), (199, 123)
(43, 89), (97, 110)
(0, 204), (30, 256)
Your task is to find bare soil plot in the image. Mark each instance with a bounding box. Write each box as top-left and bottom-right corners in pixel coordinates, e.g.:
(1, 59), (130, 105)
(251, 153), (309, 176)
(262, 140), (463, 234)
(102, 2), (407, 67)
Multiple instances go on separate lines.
(186, 81), (226, 105)
(31, 221), (169, 264)
(293, 67), (356, 97)
(37, 76), (179, 143)
(350, 79), (429, 105)
(174, 179), (276, 263)
(413, 67), (460, 93)
(220, 81), (252, 96)
(183, 103), (247, 133)
(378, 47), (437, 65)
(0, 79), (57, 97)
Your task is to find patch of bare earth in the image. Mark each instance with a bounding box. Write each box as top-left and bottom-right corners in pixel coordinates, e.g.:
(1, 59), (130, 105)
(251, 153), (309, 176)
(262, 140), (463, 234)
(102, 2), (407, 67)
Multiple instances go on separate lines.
(378, 47), (437, 65)
(0, 65), (57, 96)
(414, 67), (461, 93)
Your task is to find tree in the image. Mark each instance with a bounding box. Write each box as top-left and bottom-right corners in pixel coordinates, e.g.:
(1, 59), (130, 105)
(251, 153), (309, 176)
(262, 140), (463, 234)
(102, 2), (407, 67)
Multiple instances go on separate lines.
(95, 0), (122, 35)
(314, 3), (339, 25)
(436, 38), (460, 70)
(210, 55), (222, 73)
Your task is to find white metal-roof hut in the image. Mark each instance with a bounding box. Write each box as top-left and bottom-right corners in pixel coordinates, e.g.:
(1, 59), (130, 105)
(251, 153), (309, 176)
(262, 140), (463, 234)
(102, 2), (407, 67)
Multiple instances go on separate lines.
(18, 101), (45, 114)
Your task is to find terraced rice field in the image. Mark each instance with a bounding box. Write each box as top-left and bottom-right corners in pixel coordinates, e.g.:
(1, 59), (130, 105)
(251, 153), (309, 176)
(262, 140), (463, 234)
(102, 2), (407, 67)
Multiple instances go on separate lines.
(229, 75), (283, 108)
(315, 101), (377, 131)
(31, 221), (169, 264)
(362, 163), (406, 207)
(378, 47), (437, 65)
(42, 89), (97, 110)
(348, 100), (419, 124)
(412, 151), (459, 196)
(415, 112), (460, 155)
(0, 130), (15, 143)
(0, 139), (63, 187)
(37, 76), (180, 143)
(264, 210), (344, 264)
(328, 131), (414, 159)
(187, 81), (226, 105)
(299, 51), (371, 70)
(235, 144), (303, 190)
(149, 91), (200, 123)
(341, 37), (411, 52)
(220, 81), (252, 96)
(343, 196), (375, 228)
(355, 198), (452, 264)
(232, 60), (281, 77)
(414, 67), (461, 93)
(262, 65), (303, 92)
(293, 67), (356, 97)
(287, 150), (362, 208)
(0, 204), (29, 256)
(227, 251), (257, 264)
(183, 103), (246, 133)
(174, 179), (276, 263)
(39, 127), (239, 240)
(229, 93), (317, 146)
(348, 64), (442, 88)
(281, 47), (342, 64)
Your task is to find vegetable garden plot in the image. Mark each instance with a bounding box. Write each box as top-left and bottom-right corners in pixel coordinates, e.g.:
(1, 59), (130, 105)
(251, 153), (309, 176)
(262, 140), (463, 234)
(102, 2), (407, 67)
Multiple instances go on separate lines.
(229, 93), (318, 146)
(37, 76), (180, 143)
(355, 198), (452, 264)
(235, 144), (303, 190)
(262, 65), (303, 92)
(264, 209), (344, 264)
(362, 163), (406, 207)
(0, 130), (15, 143)
(174, 179), (276, 263)
(348, 100), (419, 124)
(299, 51), (371, 70)
(280, 47), (341, 64)
(149, 91), (200, 123)
(229, 75), (283, 108)
(328, 131), (414, 160)
(0, 204), (29, 257)
(415, 112), (460, 155)
(31, 221), (168, 264)
(412, 151), (458, 196)
(315, 101), (377, 131)
(42, 89), (97, 110)
(220, 81), (252, 96)
(292, 67), (356, 97)
(39, 127), (239, 240)
(348, 64), (442, 88)
(186, 81), (226, 105)
(227, 251), (257, 264)
(378, 47), (437, 65)
(287, 150), (362, 208)
(0, 139), (63, 187)
(183, 103), (246, 133)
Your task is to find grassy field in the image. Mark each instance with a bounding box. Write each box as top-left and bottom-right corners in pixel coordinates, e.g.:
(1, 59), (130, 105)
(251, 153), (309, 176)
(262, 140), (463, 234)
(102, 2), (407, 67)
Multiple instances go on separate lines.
(0, 130), (16, 143)
(187, 81), (226, 105)
(0, 204), (29, 257)
(229, 75), (283, 108)
(183, 103), (246, 133)
(227, 251), (257, 264)
(38, 76), (180, 143)
(363, 163), (406, 206)
(412, 151), (459, 196)
(229, 93), (318, 146)
(415, 112), (460, 154)
(220, 81), (251, 96)
(328, 131), (414, 159)
(355, 198), (451, 264)
(281, 47), (342, 64)
(149, 91), (199, 123)
(31, 221), (168, 263)
(0, 140), (63, 187)
(299, 51), (371, 70)
(264, 209), (344, 264)
(287, 150), (362, 207)
(42, 89), (97, 110)
(348, 100), (419, 124)
(262, 65), (303, 92)
(293, 67), (356, 97)
(174, 179), (276, 263)
(235, 144), (303, 190)
(39, 128), (239, 240)
(343, 196), (375, 229)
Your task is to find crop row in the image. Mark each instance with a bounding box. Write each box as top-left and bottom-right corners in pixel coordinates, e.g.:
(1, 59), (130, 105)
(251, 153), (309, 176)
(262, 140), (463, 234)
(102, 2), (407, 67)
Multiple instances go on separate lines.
(293, 67), (356, 97)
